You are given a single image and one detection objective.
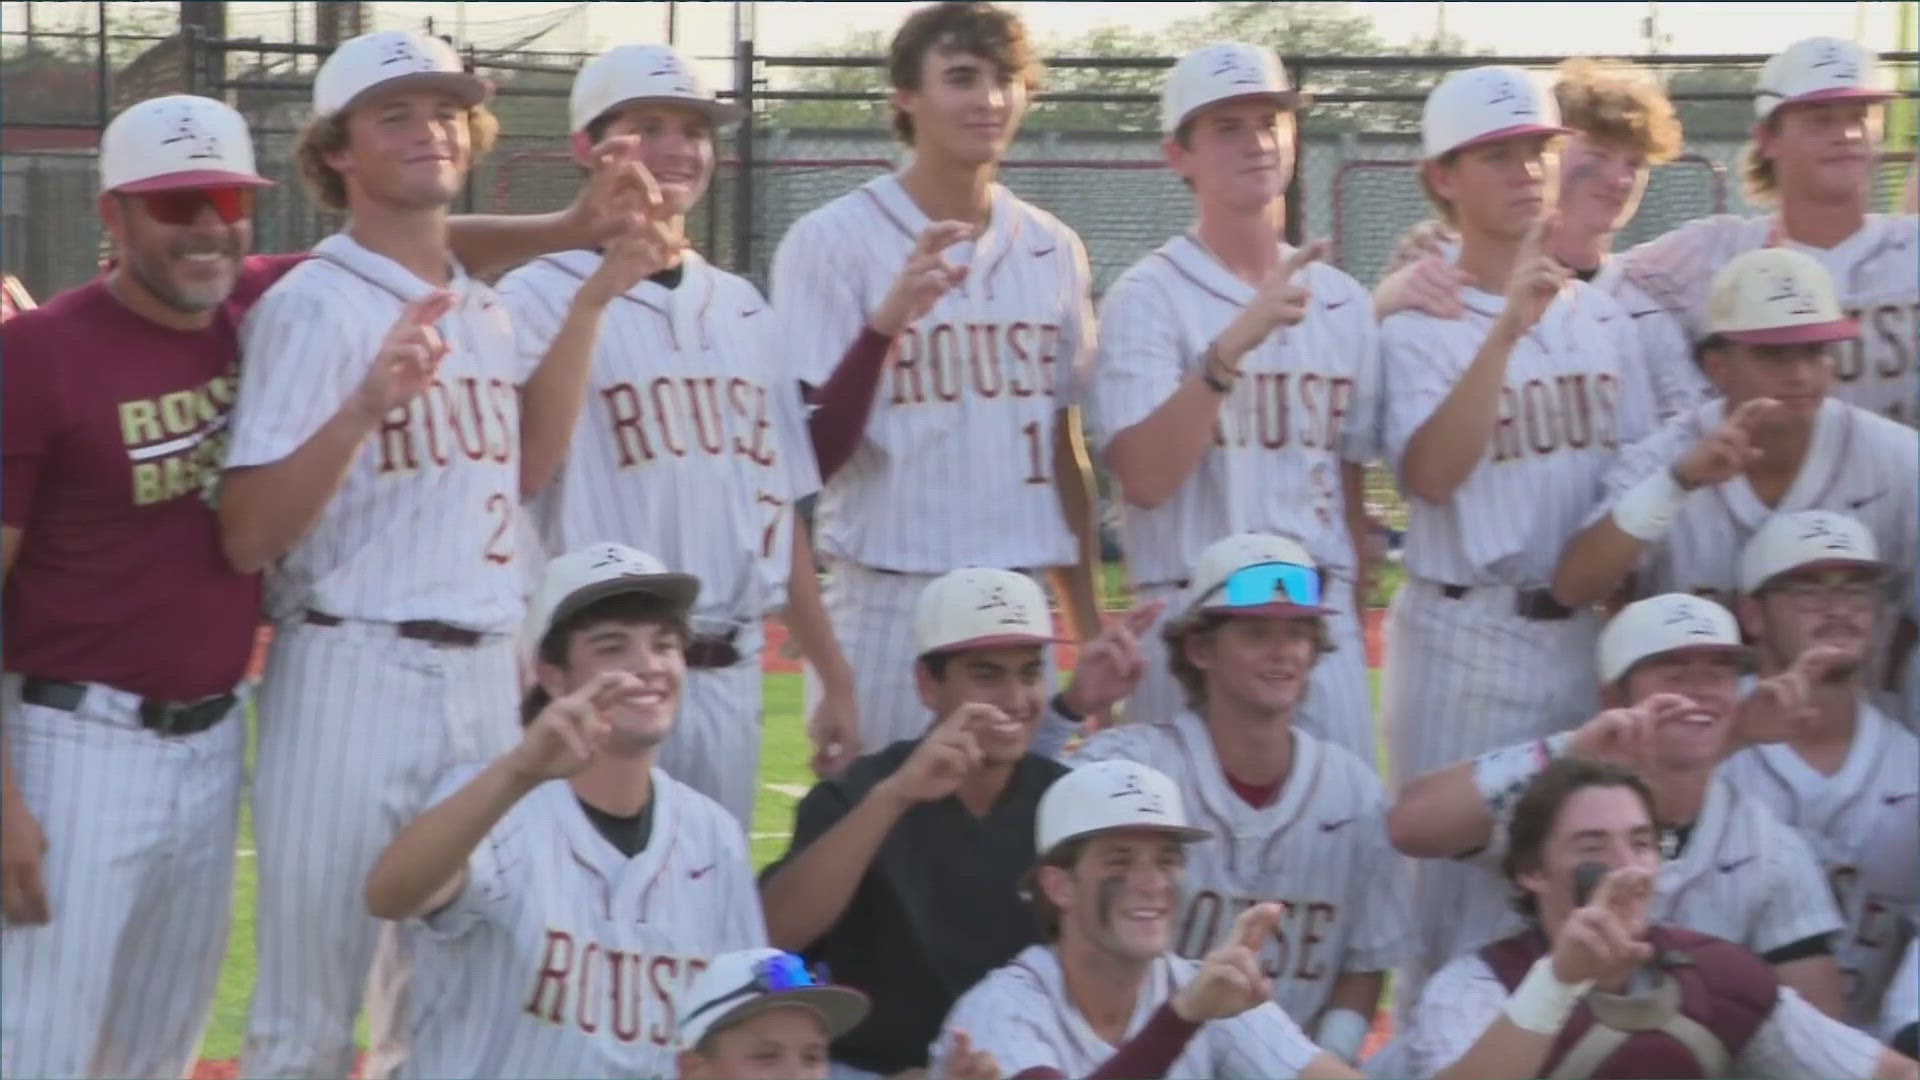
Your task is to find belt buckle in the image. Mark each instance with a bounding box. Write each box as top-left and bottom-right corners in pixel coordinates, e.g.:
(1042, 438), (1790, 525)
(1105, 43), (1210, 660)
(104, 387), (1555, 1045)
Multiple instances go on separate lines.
(139, 694), (228, 737)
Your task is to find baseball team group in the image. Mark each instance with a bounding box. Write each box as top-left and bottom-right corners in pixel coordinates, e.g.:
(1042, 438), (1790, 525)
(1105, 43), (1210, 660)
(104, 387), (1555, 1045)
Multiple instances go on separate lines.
(2, 2), (1918, 1078)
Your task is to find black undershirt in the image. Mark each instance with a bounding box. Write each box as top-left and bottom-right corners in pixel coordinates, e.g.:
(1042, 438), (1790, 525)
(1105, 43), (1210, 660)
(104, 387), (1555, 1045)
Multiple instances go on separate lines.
(1572, 265), (1600, 283)
(578, 795), (655, 858)
(1659, 820), (1833, 965)
(649, 264), (685, 290)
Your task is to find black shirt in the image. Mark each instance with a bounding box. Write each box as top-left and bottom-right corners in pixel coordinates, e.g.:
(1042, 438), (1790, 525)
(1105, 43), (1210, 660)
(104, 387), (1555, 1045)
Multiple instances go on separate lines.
(578, 794), (655, 859)
(761, 740), (1067, 1075)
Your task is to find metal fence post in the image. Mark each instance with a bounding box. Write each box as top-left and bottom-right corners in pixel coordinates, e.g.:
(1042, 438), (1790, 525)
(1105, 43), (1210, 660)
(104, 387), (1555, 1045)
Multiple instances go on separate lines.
(1284, 55), (1306, 245)
(732, 37), (755, 275)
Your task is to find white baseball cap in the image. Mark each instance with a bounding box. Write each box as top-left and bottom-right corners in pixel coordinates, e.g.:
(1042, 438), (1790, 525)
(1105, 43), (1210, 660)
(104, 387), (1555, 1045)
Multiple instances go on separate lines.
(99, 95), (271, 194)
(1704, 247), (1857, 346)
(912, 568), (1061, 658)
(677, 949), (868, 1051)
(313, 30), (491, 117)
(1422, 65), (1573, 159)
(1597, 594), (1749, 685)
(1177, 533), (1334, 620)
(525, 543), (699, 651)
(1755, 37), (1893, 121)
(1739, 510), (1884, 593)
(1037, 760), (1211, 856)
(570, 43), (745, 134)
(1160, 41), (1303, 137)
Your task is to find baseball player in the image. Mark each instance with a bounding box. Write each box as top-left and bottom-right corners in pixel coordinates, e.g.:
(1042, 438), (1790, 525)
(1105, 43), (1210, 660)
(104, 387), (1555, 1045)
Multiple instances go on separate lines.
(769, 0), (1103, 752)
(1375, 57), (1684, 320)
(218, 31), (657, 1078)
(1063, 534), (1410, 1066)
(1087, 43), (1381, 765)
(499, 42), (854, 826)
(1553, 247), (1919, 722)
(1613, 37), (1916, 426)
(675, 949), (873, 1080)
(758, 568), (1155, 1080)
(1860, 801), (1920, 1054)
(364, 543), (765, 1080)
(930, 759), (1359, 1079)
(1388, 592), (1850, 1019)
(0, 94), (289, 1080)
(1403, 757), (1918, 1079)
(1716, 510), (1920, 1029)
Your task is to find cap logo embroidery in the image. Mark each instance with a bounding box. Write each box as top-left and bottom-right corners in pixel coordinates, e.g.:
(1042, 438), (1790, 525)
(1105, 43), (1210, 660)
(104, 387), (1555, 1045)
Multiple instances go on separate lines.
(1109, 774), (1167, 815)
(975, 583), (1030, 626)
(1796, 516), (1855, 551)
(378, 36), (438, 72)
(1207, 49), (1265, 87)
(1763, 271), (1819, 315)
(1663, 601), (1719, 638)
(1810, 43), (1858, 82)
(648, 57), (698, 95)
(159, 104), (223, 161)
(1483, 74), (1536, 117)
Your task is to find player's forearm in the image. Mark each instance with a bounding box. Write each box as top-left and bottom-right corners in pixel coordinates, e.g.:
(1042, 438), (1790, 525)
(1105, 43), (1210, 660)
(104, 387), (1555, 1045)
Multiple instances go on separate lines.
(1550, 517), (1645, 609)
(783, 529), (853, 693)
(1873, 1047), (1920, 1080)
(1103, 373), (1229, 510)
(1400, 320), (1522, 504)
(759, 784), (910, 950)
(1051, 411), (1104, 641)
(1386, 757), (1498, 858)
(1433, 1017), (1558, 1080)
(1775, 954), (1848, 1020)
(805, 327), (893, 481)
(517, 291), (613, 499)
(365, 755), (539, 921)
(218, 398), (385, 574)
(447, 211), (587, 281)
(1324, 971), (1385, 1023)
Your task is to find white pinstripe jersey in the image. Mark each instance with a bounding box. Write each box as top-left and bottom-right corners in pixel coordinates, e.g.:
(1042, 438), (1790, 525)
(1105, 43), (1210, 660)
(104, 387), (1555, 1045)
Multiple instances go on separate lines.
(1066, 713), (1412, 1024)
(1591, 397), (1920, 616)
(931, 944), (1322, 1080)
(1408, 955), (1888, 1078)
(1720, 702), (1920, 1028)
(1885, 939), (1918, 1041)
(226, 234), (526, 631)
(769, 175), (1094, 573)
(1085, 236), (1383, 590)
(1468, 773), (1845, 959)
(1616, 213), (1920, 426)
(497, 251), (819, 626)
(1382, 284), (1657, 587)
(403, 766), (765, 1080)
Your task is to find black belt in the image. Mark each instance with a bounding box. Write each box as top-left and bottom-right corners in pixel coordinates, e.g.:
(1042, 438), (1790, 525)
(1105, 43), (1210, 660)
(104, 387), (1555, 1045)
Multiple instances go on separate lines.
(20, 677), (236, 737)
(1439, 583), (1576, 621)
(304, 610), (484, 648)
(685, 627), (744, 670)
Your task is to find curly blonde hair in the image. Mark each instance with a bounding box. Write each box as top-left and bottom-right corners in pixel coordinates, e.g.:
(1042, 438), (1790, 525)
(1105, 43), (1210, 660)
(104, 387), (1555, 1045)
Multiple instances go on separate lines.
(1553, 58), (1684, 164)
(293, 104), (500, 212)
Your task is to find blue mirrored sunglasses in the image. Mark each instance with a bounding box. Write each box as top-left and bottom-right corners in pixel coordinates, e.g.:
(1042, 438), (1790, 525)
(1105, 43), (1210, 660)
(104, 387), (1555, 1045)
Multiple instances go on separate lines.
(682, 952), (822, 1027)
(1213, 561), (1323, 609)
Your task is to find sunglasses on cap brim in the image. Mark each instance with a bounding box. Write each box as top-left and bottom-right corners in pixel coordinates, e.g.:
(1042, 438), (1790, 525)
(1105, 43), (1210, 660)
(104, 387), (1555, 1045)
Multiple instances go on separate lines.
(127, 186), (256, 226)
(1203, 560), (1327, 612)
(681, 953), (821, 1029)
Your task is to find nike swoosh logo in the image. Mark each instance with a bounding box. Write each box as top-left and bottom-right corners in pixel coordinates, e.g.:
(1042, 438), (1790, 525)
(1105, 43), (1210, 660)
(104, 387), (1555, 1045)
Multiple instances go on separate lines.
(1883, 792), (1918, 806)
(1030, 246), (1056, 258)
(690, 864), (717, 879)
(1319, 818), (1355, 832)
(1848, 491), (1886, 510)
(1322, 298), (1351, 311)
(1717, 855), (1756, 874)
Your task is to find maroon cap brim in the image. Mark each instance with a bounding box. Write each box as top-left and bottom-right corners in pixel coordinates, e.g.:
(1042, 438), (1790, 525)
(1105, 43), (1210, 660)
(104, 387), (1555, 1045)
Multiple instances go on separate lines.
(1778, 86), (1898, 110)
(112, 170), (274, 194)
(1720, 318), (1858, 346)
(1446, 122), (1575, 155)
(923, 633), (1065, 656)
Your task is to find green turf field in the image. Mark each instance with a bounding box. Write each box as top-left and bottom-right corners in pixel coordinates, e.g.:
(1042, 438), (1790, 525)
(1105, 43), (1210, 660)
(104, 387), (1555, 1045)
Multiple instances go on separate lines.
(200, 668), (1386, 1062)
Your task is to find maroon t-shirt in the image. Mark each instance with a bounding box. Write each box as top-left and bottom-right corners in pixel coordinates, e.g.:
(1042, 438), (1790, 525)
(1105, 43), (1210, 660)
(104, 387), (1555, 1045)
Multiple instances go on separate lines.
(2, 254), (306, 700)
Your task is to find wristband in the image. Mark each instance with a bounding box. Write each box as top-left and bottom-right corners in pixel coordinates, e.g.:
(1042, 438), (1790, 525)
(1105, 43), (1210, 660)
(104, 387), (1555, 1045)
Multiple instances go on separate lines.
(1609, 465), (1689, 542)
(1313, 1008), (1369, 1064)
(1050, 691), (1085, 725)
(1502, 956), (1594, 1035)
(1199, 343), (1236, 394)
(1472, 737), (1555, 814)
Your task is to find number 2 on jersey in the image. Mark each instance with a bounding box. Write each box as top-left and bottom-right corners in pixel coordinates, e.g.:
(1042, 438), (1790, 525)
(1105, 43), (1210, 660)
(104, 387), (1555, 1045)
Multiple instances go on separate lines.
(1020, 420), (1048, 485)
(483, 492), (514, 565)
